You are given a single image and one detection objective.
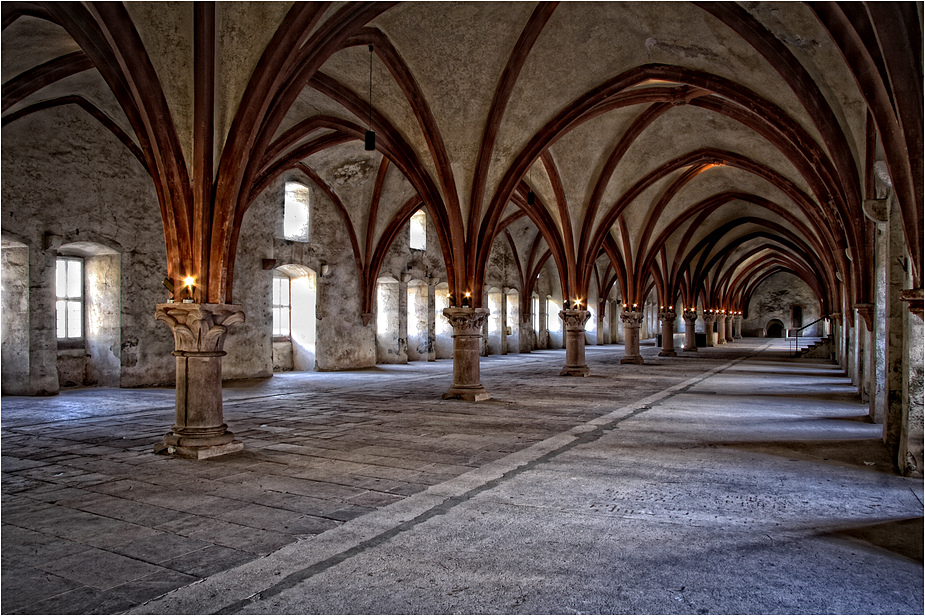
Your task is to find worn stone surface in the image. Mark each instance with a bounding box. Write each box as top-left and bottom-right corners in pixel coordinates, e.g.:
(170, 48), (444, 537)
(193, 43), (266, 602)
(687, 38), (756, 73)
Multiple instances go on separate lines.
(5, 340), (912, 615)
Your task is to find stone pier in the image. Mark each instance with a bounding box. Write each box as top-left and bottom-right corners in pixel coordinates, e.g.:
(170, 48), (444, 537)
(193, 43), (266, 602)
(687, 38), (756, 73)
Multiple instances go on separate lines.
(442, 307), (491, 401)
(682, 311), (698, 351)
(620, 311), (644, 364)
(154, 303), (245, 459)
(658, 309), (677, 357)
(559, 309), (591, 376)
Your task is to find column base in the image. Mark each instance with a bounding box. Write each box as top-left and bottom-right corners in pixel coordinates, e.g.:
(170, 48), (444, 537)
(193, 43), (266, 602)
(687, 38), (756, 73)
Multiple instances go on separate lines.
(682, 345), (698, 352)
(442, 386), (491, 402)
(658, 350), (677, 357)
(155, 438), (244, 459)
(560, 365), (590, 376)
(620, 355), (644, 365)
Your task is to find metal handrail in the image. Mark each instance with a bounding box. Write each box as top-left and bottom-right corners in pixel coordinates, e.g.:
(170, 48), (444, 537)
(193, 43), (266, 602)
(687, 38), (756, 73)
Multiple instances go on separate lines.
(789, 316), (827, 357)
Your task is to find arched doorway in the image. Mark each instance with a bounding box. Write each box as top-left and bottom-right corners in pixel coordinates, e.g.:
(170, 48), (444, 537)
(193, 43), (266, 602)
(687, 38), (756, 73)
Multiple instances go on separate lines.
(766, 319), (786, 338)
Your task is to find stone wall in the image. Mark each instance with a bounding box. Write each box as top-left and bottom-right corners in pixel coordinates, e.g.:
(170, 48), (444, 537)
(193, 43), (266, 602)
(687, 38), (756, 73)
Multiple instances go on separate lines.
(743, 272), (822, 337)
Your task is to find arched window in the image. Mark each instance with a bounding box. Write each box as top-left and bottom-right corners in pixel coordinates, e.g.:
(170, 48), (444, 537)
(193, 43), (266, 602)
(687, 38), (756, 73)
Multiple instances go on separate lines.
(283, 182), (310, 241)
(56, 257), (83, 340)
(272, 265), (317, 372)
(409, 209), (426, 250)
(272, 273), (291, 338)
(434, 282), (453, 359)
(55, 241), (121, 388)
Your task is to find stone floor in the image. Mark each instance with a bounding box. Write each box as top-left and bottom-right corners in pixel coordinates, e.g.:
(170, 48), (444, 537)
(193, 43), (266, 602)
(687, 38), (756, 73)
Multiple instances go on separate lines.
(2, 338), (922, 614)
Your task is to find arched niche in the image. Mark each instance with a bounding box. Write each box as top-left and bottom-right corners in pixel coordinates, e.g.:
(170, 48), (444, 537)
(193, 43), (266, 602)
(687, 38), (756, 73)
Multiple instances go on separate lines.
(56, 241), (121, 388)
(486, 287), (504, 355)
(376, 277), (404, 363)
(434, 282), (453, 359)
(506, 289), (520, 354)
(407, 279), (430, 361)
(272, 264), (317, 371)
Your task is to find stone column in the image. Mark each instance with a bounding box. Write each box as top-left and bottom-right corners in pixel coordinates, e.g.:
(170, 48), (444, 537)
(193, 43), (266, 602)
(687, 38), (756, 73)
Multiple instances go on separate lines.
(442, 307), (490, 401)
(703, 314), (715, 347)
(559, 309), (591, 376)
(856, 303), (875, 403)
(682, 311), (698, 351)
(900, 288), (923, 476)
(715, 314), (727, 344)
(830, 313), (843, 367)
(658, 309), (677, 357)
(881, 198), (906, 456)
(725, 315), (734, 342)
(734, 314), (743, 339)
(620, 311), (644, 364)
(154, 303), (245, 459)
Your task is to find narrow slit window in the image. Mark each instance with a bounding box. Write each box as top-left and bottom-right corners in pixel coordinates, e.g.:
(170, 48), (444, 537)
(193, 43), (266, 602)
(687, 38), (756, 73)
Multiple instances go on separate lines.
(272, 274), (291, 338)
(284, 182), (310, 241)
(409, 209), (426, 250)
(56, 257), (83, 339)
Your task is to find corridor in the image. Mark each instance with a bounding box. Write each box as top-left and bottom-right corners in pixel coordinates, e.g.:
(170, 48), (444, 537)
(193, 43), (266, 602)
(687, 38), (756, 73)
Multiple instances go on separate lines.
(2, 339), (922, 614)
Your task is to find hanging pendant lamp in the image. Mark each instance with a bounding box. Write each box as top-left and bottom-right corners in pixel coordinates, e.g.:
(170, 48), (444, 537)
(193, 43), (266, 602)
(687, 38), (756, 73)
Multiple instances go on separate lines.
(365, 44), (376, 151)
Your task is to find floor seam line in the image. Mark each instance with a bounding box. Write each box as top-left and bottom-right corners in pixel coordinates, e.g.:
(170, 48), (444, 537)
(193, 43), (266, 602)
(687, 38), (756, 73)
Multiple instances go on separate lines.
(210, 354), (754, 615)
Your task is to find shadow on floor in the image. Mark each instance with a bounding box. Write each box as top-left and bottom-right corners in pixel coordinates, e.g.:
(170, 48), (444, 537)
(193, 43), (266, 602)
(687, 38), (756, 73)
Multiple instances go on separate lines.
(717, 438), (897, 472)
(824, 517), (924, 563)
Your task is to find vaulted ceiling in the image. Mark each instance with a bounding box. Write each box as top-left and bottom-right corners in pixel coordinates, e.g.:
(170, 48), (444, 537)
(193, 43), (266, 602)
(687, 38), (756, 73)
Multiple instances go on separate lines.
(2, 2), (921, 315)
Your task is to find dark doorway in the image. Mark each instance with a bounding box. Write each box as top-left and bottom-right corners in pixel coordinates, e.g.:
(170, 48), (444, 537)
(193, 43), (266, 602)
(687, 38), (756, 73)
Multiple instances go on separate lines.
(767, 321), (785, 338)
(791, 305), (803, 328)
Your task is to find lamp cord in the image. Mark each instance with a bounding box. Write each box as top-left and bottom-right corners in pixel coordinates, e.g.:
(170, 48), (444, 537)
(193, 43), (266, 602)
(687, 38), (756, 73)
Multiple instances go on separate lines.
(368, 44), (373, 130)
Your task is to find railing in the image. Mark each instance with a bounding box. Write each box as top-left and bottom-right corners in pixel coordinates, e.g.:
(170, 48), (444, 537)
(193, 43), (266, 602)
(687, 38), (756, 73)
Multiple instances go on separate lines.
(789, 316), (826, 357)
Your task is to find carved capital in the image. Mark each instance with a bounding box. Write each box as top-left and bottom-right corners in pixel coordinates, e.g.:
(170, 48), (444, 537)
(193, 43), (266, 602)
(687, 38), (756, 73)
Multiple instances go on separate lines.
(682, 312), (698, 324)
(620, 310), (644, 326)
(442, 307), (489, 335)
(829, 312), (842, 326)
(658, 310), (676, 322)
(156, 303), (245, 355)
(854, 303), (875, 331)
(901, 288), (924, 321)
(559, 309), (591, 331)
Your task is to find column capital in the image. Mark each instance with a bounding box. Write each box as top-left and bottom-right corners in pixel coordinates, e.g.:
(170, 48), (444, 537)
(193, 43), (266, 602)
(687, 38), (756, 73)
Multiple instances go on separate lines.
(620, 310), (644, 325)
(559, 309), (591, 331)
(900, 288), (924, 321)
(854, 303), (875, 330)
(829, 312), (842, 326)
(155, 303), (245, 355)
(442, 307), (489, 335)
(658, 310), (676, 322)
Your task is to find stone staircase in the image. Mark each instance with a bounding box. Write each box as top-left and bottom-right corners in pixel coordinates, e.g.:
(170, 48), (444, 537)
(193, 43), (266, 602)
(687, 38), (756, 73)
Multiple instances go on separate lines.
(795, 336), (834, 359)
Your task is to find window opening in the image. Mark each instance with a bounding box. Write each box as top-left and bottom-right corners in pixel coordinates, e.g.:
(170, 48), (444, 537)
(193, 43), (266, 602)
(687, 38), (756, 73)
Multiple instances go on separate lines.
(410, 209), (426, 250)
(272, 274), (291, 338)
(56, 257), (83, 339)
(284, 182), (310, 241)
